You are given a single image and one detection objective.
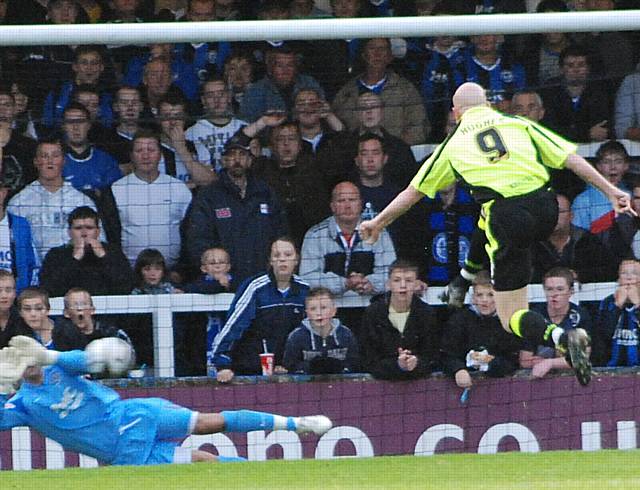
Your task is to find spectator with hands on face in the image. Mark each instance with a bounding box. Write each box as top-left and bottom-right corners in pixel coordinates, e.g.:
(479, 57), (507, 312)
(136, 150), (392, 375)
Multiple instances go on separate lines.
(592, 259), (640, 367)
(39, 206), (134, 297)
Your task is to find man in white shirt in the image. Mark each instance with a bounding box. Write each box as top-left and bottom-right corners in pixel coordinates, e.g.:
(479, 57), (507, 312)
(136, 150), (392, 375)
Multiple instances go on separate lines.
(111, 130), (192, 267)
(7, 137), (98, 262)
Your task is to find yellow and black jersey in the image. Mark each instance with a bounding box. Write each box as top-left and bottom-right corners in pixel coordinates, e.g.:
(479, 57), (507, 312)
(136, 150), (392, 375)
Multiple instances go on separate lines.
(411, 105), (577, 202)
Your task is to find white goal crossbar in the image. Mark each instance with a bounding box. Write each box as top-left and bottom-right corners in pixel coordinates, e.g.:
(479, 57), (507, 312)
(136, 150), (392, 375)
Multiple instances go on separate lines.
(0, 11), (639, 46)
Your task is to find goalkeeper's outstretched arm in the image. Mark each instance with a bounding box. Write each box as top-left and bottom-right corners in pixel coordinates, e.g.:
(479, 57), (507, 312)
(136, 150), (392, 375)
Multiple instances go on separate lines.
(9, 336), (133, 376)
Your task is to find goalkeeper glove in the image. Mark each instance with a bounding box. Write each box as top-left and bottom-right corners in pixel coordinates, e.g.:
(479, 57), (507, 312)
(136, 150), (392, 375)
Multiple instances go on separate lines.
(9, 335), (59, 366)
(0, 347), (31, 395)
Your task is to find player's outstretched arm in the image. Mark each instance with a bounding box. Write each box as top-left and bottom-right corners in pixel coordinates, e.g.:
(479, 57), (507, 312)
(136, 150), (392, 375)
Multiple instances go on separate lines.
(564, 153), (637, 217)
(360, 185), (425, 244)
(10, 336), (134, 377)
(0, 347), (32, 395)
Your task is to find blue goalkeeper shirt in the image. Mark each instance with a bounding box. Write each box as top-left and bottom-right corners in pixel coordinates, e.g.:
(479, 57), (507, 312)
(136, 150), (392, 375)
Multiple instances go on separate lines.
(0, 351), (164, 464)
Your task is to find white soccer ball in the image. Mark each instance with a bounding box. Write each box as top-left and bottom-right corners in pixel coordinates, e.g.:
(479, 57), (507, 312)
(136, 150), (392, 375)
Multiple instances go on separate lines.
(85, 337), (135, 376)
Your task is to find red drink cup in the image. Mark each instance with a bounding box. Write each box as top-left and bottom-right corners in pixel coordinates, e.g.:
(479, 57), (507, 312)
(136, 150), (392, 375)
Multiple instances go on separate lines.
(260, 353), (274, 376)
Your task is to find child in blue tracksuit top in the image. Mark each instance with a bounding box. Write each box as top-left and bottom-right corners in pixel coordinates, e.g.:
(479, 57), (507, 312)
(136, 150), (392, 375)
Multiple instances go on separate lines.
(283, 287), (360, 375)
(0, 337), (332, 466)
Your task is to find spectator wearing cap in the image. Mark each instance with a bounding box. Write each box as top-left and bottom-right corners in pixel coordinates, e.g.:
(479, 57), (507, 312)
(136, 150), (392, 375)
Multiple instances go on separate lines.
(186, 129), (288, 284)
(109, 130), (192, 267)
(239, 45), (325, 123)
(7, 136), (98, 263)
(0, 162), (38, 293)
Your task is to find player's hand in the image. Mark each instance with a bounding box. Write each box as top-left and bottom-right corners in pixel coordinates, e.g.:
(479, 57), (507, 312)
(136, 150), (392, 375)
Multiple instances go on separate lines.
(216, 368), (234, 383)
(10, 336), (59, 366)
(455, 369), (472, 388)
(0, 347), (31, 393)
(359, 219), (381, 245)
(610, 190), (637, 218)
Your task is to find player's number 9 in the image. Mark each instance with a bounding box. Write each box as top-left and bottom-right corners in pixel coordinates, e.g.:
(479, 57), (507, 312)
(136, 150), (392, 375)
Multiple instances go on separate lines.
(476, 128), (507, 163)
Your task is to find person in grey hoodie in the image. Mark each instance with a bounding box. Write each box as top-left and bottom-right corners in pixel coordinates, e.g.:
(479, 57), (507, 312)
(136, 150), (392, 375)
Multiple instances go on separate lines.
(283, 287), (360, 374)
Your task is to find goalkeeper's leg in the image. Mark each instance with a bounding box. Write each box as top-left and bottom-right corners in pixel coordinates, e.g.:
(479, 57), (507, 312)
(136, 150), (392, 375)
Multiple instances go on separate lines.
(194, 410), (332, 436)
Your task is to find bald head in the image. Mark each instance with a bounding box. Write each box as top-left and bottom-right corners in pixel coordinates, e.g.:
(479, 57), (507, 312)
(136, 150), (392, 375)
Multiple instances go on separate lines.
(452, 83), (488, 118)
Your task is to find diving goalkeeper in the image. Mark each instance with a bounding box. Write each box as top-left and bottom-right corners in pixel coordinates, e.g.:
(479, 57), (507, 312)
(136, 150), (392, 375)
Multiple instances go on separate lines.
(360, 82), (636, 387)
(0, 337), (332, 465)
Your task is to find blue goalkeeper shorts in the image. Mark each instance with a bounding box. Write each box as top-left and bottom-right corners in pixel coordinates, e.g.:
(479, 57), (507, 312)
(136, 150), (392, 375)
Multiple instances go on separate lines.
(113, 398), (197, 465)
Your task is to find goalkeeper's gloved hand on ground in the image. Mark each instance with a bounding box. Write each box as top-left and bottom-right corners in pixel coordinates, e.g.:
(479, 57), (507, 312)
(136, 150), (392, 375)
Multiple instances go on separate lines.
(9, 335), (59, 366)
(439, 274), (472, 309)
(0, 346), (32, 395)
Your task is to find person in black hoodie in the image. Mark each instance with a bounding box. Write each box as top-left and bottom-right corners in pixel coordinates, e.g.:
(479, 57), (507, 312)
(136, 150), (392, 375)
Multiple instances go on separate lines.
(283, 287), (360, 375)
(359, 259), (441, 380)
(442, 271), (525, 389)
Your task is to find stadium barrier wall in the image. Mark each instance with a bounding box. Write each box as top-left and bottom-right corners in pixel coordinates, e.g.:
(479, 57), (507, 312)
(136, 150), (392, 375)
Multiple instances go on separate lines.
(1, 370), (638, 470)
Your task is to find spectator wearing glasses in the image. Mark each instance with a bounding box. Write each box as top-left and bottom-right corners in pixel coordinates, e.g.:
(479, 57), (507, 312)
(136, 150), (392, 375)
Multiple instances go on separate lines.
(39, 206), (133, 298)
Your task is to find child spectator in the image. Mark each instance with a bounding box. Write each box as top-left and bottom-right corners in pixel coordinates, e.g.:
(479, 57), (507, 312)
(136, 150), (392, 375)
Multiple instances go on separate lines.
(519, 267), (592, 378)
(52, 287), (132, 352)
(359, 259), (441, 380)
(442, 271), (525, 389)
(211, 237), (308, 383)
(182, 246), (234, 376)
(0, 271), (32, 349)
(592, 259), (640, 367)
(132, 248), (183, 295)
(131, 248), (187, 373)
(283, 287), (360, 374)
(17, 287), (56, 348)
(183, 247), (234, 294)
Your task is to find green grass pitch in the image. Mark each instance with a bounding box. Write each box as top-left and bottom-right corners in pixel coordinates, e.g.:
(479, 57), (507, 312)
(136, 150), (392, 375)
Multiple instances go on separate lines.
(2, 451), (640, 490)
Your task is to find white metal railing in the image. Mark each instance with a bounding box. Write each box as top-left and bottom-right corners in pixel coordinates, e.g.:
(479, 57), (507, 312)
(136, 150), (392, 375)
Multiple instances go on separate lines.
(48, 282), (616, 377)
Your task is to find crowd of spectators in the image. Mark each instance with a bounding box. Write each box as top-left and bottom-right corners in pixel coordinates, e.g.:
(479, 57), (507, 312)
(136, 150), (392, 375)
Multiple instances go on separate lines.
(0, 0), (639, 382)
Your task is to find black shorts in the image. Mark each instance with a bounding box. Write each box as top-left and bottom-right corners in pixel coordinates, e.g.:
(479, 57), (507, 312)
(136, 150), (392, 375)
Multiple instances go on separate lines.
(480, 188), (558, 291)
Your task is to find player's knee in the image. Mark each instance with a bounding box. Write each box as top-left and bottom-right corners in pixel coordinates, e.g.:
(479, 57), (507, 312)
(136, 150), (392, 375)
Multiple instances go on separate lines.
(193, 413), (225, 434)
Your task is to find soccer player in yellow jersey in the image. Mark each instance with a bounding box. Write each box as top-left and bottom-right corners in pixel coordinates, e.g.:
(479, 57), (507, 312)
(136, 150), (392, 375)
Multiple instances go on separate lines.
(360, 82), (636, 386)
